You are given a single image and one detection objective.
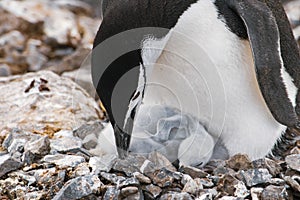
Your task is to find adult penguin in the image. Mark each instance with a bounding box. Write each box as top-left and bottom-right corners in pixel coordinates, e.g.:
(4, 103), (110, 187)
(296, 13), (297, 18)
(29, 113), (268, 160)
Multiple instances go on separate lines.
(92, 0), (300, 164)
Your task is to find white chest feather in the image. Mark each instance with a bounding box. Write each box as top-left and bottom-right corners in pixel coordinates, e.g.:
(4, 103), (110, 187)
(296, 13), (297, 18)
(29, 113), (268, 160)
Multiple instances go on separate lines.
(137, 0), (296, 160)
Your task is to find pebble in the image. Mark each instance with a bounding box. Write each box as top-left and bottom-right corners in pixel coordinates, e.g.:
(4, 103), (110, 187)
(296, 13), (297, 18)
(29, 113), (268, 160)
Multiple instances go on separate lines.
(238, 168), (272, 187)
(0, 154), (22, 178)
(143, 184), (162, 199)
(160, 192), (193, 200)
(285, 154), (300, 172)
(42, 154), (85, 168)
(225, 154), (253, 171)
(261, 185), (288, 200)
(133, 172), (151, 184)
(53, 175), (102, 200)
(180, 166), (208, 179)
(182, 178), (203, 195)
(103, 186), (120, 200)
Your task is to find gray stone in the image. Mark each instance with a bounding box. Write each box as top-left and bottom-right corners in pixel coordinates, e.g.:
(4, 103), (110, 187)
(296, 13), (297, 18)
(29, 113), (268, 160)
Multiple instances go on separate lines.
(261, 185), (288, 200)
(9, 171), (36, 186)
(70, 162), (91, 178)
(100, 172), (126, 184)
(218, 197), (243, 200)
(23, 136), (50, 164)
(0, 154), (22, 178)
(226, 154), (253, 171)
(200, 178), (214, 188)
(50, 135), (82, 153)
(182, 177), (203, 195)
(42, 154), (85, 168)
(133, 172), (151, 184)
(285, 154), (300, 172)
(119, 177), (140, 188)
(103, 186), (120, 200)
(160, 192), (193, 200)
(268, 178), (285, 186)
(113, 154), (148, 176)
(148, 151), (177, 172)
(25, 39), (48, 71)
(0, 64), (11, 77)
(73, 122), (103, 140)
(251, 187), (264, 200)
(53, 175), (102, 200)
(89, 155), (117, 173)
(198, 193), (213, 200)
(0, 71), (101, 133)
(233, 181), (249, 198)
(252, 158), (282, 176)
(120, 186), (139, 197)
(24, 191), (47, 200)
(34, 167), (66, 195)
(238, 168), (272, 187)
(143, 184), (162, 199)
(283, 175), (300, 192)
(146, 168), (175, 188)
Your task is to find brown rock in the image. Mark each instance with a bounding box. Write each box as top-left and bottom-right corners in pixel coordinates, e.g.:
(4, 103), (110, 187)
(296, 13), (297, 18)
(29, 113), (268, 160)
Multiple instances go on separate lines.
(226, 154), (253, 171)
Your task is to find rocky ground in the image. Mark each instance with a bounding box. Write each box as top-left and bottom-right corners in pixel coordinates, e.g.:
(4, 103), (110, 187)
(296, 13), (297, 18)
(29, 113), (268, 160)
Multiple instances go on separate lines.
(0, 0), (300, 199)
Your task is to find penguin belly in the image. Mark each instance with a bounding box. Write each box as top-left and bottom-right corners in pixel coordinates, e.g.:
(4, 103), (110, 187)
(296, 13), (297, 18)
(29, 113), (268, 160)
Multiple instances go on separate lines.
(137, 0), (288, 161)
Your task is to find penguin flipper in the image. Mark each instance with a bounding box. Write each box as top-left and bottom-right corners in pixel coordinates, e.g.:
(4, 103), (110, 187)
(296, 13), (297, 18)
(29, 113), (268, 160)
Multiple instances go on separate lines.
(225, 0), (299, 127)
(263, 0), (300, 117)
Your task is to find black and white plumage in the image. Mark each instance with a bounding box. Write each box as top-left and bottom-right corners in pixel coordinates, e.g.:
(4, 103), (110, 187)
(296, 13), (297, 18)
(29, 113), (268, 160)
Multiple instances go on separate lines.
(92, 0), (300, 166)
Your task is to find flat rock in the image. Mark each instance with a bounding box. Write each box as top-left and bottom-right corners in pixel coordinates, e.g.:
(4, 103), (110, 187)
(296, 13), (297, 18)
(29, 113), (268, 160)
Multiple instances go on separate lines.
(103, 186), (120, 200)
(70, 162), (91, 178)
(23, 135), (50, 164)
(120, 186), (139, 198)
(182, 177), (203, 195)
(113, 154), (148, 176)
(285, 154), (300, 172)
(0, 71), (101, 134)
(148, 151), (177, 172)
(133, 172), (151, 184)
(53, 175), (102, 200)
(252, 158), (282, 176)
(217, 174), (240, 196)
(238, 168), (272, 187)
(50, 135), (82, 153)
(160, 192), (193, 200)
(251, 187), (264, 200)
(180, 166), (208, 179)
(43, 154), (85, 168)
(0, 154), (22, 178)
(143, 184), (162, 199)
(261, 185), (288, 200)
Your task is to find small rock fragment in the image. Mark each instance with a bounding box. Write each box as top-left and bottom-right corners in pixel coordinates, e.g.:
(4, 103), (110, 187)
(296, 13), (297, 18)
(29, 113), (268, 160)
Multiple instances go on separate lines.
(252, 158), (282, 176)
(71, 162), (90, 177)
(261, 185), (288, 200)
(50, 135), (82, 153)
(23, 136), (50, 164)
(0, 154), (22, 178)
(160, 192), (193, 200)
(148, 151), (177, 172)
(285, 154), (300, 172)
(146, 168), (175, 188)
(113, 154), (148, 176)
(234, 181), (249, 198)
(226, 154), (253, 171)
(182, 177), (203, 195)
(43, 154), (85, 168)
(143, 184), (162, 199)
(103, 186), (120, 200)
(53, 175), (102, 200)
(120, 186), (139, 197)
(180, 166), (208, 179)
(251, 187), (264, 200)
(133, 172), (151, 184)
(238, 168), (272, 187)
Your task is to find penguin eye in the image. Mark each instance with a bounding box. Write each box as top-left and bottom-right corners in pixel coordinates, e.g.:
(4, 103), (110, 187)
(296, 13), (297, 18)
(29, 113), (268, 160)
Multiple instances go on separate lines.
(131, 91), (140, 101)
